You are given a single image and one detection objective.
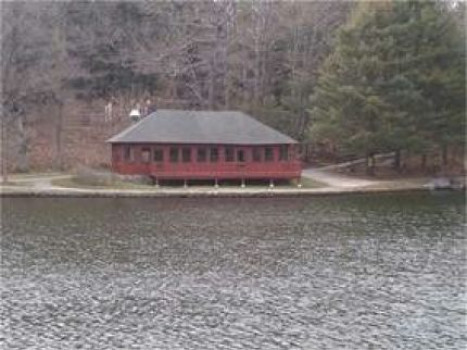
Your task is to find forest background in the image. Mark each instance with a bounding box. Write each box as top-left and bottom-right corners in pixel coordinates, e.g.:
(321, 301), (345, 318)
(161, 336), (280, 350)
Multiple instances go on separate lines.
(1, 1), (465, 175)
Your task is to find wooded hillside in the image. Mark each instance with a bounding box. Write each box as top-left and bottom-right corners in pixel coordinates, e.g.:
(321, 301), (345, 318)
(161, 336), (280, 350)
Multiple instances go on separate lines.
(1, 0), (464, 174)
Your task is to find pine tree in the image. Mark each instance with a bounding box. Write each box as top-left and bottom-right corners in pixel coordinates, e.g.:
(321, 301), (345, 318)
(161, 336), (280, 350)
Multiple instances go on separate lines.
(310, 0), (465, 174)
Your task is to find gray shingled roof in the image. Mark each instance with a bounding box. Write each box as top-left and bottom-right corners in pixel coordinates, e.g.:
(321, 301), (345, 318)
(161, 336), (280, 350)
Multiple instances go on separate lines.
(107, 110), (297, 145)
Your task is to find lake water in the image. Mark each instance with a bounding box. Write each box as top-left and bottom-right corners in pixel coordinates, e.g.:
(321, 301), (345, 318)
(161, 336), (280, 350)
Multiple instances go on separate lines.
(1, 193), (465, 349)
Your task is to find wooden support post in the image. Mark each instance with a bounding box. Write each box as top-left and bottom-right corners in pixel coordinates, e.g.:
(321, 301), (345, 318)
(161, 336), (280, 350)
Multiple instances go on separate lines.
(214, 178), (219, 188)
(241, 179), (245, 188)
(155, 178), (159, 188)
(184, 179), (188, 188)
(269, 179), (274, 189)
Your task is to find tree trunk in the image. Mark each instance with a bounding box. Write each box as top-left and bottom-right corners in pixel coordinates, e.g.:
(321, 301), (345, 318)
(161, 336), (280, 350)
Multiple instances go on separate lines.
(208, 57), (215, 110)
(366, 153), (375, 176)
(16, 114), (28, 172)
(1, 116), (8, 183)
(421, 153), (427, 171)
(242, 67), (249, 101)
(442, 145), (448, 166)
(224, 71), (230, 109)
(393, 149), (401, 172)
(54, 102), (64, 170)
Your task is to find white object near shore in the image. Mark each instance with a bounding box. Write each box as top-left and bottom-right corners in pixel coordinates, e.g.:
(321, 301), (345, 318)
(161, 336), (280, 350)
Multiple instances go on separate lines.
(129, 109), (141, 123)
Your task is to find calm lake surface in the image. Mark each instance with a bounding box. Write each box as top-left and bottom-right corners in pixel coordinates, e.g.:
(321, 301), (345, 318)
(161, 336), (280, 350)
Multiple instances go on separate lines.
(1, 193), (465, 350)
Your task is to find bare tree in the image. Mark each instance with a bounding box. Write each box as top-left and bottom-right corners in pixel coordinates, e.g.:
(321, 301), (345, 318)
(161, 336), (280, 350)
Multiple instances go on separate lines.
(2, 2), (54, 174)
(1, 1), (352, 171)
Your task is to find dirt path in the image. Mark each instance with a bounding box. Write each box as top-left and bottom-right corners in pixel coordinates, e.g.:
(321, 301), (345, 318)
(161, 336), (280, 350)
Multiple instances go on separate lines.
(302, 167), (380, 188)
(0, 168), (434, 197)
(4, 169), (381, 190)
(1, 173), (72, 190)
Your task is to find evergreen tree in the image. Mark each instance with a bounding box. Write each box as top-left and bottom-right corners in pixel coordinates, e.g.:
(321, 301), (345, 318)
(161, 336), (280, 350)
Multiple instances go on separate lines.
(310, 0), (465, 174)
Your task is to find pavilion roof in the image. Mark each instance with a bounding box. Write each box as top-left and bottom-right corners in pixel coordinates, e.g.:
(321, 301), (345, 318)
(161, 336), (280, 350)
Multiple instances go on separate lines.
(107, 109), (297, 145)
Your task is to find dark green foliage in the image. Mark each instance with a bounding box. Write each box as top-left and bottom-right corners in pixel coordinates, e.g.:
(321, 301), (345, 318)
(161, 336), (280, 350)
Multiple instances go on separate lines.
(310, 0), (465, 166)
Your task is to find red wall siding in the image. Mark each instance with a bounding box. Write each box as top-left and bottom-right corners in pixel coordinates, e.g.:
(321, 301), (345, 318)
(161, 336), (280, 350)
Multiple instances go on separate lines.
(112, 143), (301, 180)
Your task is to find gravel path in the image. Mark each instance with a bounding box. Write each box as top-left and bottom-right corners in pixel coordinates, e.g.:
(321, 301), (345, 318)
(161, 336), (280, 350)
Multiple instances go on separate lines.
(3, 168), (380, 191)
(6, 168), (379, 190)
(0, 169), (429, 197)
(301, 168), (379, 188)
(1, 174), (72, 189)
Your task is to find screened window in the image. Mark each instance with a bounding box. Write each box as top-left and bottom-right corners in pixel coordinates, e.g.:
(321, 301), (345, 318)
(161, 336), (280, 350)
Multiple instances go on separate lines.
(153, 148), (164, 162)
(225, 147), (234, 162)
(252, 148), (262, 162)
(124, 146), (134, 162)
(237, 150), (245, 162)
(170, 147), (179, 163)
(112, 148), (120, 162)
(265, 147), (274, 162)
(141, 148), (151, 163)
(279, 145), (289, 161)
(210, 147), (219, 162)
(182, 148), (191, 163)
(197, 148), (207, 162)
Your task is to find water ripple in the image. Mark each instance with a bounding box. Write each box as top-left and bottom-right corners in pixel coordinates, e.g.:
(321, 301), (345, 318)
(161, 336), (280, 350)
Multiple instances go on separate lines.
(1, 193), (465, 349)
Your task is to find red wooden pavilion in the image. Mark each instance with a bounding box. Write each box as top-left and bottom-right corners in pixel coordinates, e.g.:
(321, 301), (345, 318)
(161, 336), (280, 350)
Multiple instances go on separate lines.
(107, 110), (301, 184)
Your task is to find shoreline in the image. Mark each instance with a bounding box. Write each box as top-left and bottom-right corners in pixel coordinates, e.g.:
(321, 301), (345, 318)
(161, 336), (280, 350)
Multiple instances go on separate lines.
(0, 185), (432, 198)
(2, 169), (463, 198)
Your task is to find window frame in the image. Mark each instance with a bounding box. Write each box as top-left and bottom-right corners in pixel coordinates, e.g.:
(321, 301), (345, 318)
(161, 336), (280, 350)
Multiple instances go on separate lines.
(237, 149), (246, 163)
(210, 147), (219, 162)
(112, 147), (120, 162)
(141, 147), (151, 163)
(182, 147), (192, 163)
(153, 148), (164, 162)
(252, 148), (262, 162)
(225, 147), (235, 162)
(124, 145), (134, 163)
(197, 147), (207, 162)
(279, 145), (289, 161)
(169, 147), (179, 163)
(264, 147), (274, 162)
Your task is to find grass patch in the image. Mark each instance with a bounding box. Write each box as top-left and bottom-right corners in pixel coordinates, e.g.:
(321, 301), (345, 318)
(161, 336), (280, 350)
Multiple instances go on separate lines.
(0, 181), (29, 187)
(51, 176), (157, 190)
(364, 177), (430, 190)
(8, 172), (65, 179)
(298, 177), (328, 189)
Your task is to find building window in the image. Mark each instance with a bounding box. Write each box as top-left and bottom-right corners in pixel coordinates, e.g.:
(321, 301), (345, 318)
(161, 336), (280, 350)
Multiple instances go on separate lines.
(124, 146), (134, 162)
(153, 148), (164, 162)
(252, 148), (262, 162)
(265, 147), (274, 162)
(237, 150), (245, 162)
(225, 147), (234, 162)
(197, 148), (207, 162)
(210, 147), (218, 162)
(279, 145), (289, 161)
(170, 147), (179, 163)
(112, 148), (120, 162)
(182, 147), (191, 163)
(141, 148), (151, 163)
